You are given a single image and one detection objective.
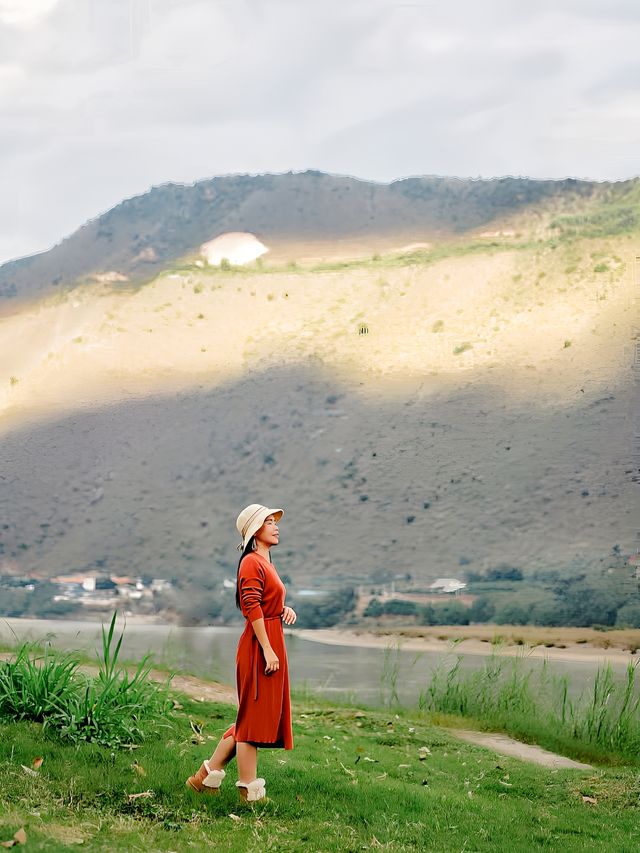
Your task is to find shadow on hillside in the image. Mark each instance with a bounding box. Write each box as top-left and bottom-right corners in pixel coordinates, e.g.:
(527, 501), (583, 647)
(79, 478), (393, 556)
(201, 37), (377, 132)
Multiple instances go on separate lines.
(0, 362), (634, 581)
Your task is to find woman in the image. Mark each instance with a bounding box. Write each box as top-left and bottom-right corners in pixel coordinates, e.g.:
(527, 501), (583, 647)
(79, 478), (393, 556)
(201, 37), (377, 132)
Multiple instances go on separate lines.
(186, 503), (296, 802)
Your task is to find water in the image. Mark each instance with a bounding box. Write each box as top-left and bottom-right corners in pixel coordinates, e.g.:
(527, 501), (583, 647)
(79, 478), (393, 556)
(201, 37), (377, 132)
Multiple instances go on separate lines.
(0, 617), (630, 708)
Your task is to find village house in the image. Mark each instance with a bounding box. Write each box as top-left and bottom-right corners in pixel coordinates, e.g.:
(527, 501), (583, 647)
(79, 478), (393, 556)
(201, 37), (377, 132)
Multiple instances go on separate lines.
(429, 578), (467, 594)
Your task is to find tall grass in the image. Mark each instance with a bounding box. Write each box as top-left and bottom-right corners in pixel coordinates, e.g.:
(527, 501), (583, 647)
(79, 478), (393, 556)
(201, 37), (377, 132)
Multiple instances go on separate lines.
(419, 650), (640, 764)
(0, 613), (172, 748)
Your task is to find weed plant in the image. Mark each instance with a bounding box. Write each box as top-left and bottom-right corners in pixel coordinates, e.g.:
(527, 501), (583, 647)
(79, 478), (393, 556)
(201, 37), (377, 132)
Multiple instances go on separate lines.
(0, 613), (171, 748)
(420, 650), (640, 765)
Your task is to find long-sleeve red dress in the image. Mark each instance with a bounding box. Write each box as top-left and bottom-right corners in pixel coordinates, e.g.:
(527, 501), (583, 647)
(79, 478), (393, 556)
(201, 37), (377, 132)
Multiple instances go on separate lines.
(222, 551), (293, 749)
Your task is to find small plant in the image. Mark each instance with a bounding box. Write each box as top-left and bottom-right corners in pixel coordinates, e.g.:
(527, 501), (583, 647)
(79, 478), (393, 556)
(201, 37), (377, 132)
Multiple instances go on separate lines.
(563, 340), (572, 348)
(0, 613), (171, 748)
(453, 342), (473, 355)
(9, 376), (18, 385)
(219, 258), (231, 271)
(594, 263), (609, 273)
(432, 320), (444, 333)
(193, 284), (203, 294)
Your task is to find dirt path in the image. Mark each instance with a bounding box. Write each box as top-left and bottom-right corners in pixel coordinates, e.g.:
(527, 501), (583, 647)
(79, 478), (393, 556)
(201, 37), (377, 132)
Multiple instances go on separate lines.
(445, 729), (592, 769)
(149, 669), (236, 705)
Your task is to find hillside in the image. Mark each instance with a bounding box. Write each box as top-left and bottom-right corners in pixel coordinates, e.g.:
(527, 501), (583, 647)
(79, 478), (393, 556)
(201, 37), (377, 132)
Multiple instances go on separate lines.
(0, 171), (625, 305)
(0, 170), (637, 593)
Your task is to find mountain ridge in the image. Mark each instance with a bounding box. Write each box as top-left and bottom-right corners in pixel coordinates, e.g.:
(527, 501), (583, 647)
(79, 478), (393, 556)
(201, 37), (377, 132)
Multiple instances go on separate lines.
(0, 170), (623, 304)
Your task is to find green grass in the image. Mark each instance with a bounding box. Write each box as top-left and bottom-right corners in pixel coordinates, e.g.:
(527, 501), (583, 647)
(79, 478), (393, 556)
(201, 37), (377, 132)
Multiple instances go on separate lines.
(419, 652), (640, 767)
(164, 236), (537, 282)
(548, 182), (640, 240)
(550, 205), (640, 239)
(308, 239), (535, 273)
(0, 614), (171, 748)
(1, 693), (639, 852)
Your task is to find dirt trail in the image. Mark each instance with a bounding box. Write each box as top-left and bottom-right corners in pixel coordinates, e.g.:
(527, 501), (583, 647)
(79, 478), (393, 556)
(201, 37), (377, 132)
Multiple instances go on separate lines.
(446, 729), (593, 770)
(149, 669), (237, 705)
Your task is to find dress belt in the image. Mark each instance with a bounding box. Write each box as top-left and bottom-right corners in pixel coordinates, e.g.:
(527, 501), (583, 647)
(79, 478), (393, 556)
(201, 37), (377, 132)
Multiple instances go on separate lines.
(249, 611), (284, 700)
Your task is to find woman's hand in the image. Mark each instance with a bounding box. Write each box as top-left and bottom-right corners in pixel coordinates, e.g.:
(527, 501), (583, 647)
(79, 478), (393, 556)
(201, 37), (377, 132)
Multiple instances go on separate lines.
(282, 606), (297, 625)
(264, 647), (279, 674)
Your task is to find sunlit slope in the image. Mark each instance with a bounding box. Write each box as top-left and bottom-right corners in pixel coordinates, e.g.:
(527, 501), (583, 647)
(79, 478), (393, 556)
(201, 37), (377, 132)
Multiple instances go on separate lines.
(0, 233), (634, 423)
(0, 227), (636, 584)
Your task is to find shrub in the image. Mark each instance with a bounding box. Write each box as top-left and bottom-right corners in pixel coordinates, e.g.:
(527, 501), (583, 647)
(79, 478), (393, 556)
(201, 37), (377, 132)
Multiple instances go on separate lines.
(530, 600), (568, 626)
(364, 598), (383, 617)
(494, 603), (529, 625)
(420, 601), (470, 625)
(468, 596), (495, 623)
(485, 566), (523, 582)
(294, 587), (357, 628)
(561, 584), (619, 627)
(382, 599), (417, 616)
(616, 601), (640, 629)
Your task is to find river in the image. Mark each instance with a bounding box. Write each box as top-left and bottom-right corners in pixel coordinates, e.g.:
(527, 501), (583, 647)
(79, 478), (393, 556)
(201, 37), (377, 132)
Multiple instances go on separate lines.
(0, 617), (632, 707)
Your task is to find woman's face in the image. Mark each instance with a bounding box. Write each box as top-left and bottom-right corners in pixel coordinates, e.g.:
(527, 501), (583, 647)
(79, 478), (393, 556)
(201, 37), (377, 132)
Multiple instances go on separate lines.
(254, 514), (280, 548)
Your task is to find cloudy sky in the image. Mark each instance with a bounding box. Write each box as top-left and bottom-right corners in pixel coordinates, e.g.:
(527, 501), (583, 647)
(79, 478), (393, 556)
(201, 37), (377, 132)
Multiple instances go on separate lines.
(1, 0), (639, 263)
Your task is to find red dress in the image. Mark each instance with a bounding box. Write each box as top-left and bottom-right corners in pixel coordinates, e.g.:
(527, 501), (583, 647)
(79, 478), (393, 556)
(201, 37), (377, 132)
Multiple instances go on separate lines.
(222, 552), (293, 749)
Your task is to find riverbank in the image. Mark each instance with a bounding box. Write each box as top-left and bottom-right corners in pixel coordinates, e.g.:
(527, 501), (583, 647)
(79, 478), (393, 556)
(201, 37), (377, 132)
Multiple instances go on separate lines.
(292, 626), (639, 664)
(1, 674), (638, 851)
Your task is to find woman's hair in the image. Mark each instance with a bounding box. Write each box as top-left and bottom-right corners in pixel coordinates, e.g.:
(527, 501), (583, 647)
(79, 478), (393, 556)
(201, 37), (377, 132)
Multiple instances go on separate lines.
(235, 536), (256, 610)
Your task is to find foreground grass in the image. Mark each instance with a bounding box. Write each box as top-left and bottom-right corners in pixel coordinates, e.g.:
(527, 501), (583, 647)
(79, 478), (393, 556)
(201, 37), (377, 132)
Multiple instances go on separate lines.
(1, 693), (639, 852)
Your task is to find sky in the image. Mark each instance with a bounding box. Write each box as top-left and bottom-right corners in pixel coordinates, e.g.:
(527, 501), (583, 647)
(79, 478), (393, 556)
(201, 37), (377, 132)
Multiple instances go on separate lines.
(1, 0), (639, 264)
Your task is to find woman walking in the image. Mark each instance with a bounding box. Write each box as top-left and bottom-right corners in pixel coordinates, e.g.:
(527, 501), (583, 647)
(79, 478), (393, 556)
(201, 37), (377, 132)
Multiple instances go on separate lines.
(186, 504), (296, 802)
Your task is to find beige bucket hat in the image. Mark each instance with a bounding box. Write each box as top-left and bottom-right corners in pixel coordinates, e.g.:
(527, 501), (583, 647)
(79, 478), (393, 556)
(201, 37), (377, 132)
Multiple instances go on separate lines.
(236, 504), (284, 551)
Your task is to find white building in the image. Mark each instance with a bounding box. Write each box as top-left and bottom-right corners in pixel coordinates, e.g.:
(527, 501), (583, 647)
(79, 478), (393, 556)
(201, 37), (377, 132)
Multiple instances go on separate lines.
(429, 578), (467, 594)
(200, 232), (269, 266)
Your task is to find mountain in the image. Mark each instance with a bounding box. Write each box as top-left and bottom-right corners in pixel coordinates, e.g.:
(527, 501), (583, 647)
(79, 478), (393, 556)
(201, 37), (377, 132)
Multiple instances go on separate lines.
(0, 171), (622, 304)
(0, 171), (637, 595)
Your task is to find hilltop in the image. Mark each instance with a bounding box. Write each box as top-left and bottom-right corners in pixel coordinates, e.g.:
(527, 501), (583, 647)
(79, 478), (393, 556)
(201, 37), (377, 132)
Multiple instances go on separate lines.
(0, 171), (631, 305)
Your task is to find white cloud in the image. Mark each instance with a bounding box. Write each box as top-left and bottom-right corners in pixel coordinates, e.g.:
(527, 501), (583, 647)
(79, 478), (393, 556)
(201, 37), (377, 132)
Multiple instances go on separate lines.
(0, 0), (60, 29)
(0, 0), (639, 263)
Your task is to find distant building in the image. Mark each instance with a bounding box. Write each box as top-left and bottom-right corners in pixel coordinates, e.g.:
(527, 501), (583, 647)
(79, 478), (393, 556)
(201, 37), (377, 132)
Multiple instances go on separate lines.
(429, 578), (467, 594)
(200, 232), (268, 266)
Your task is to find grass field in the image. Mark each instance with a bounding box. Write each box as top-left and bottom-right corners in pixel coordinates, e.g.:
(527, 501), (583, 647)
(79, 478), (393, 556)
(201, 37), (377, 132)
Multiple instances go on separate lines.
(1, 690), (639, 852)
